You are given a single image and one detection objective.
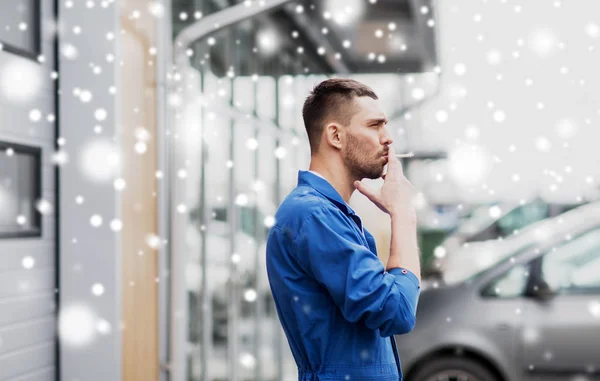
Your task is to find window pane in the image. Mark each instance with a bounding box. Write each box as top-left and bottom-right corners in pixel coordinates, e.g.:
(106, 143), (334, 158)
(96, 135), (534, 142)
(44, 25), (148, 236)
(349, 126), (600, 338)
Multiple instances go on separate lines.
(0, 0), (38, 55)
(483, 264), (529, 298)
(542, 227), (600, 293)
(497, 200), (549, 236)
(0, 143), (40, 237)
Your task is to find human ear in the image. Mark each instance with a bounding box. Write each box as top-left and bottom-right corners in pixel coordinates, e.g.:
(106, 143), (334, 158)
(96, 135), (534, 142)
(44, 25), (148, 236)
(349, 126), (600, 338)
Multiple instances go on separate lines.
(324, 122), (343, 150)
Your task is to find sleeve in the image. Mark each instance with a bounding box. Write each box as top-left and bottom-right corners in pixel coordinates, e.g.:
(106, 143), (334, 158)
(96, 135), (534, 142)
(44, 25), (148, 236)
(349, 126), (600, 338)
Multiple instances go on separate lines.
(294, 206), (421, 337)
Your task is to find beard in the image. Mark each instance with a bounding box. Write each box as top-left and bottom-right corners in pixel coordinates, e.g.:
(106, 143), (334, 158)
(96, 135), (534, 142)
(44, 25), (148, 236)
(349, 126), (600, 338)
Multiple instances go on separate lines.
(343, 132), (386, 180)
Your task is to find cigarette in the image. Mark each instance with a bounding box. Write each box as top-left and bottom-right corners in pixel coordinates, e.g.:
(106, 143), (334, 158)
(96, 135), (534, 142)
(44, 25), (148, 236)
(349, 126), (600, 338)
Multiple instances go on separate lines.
(395, 153), (414, 158)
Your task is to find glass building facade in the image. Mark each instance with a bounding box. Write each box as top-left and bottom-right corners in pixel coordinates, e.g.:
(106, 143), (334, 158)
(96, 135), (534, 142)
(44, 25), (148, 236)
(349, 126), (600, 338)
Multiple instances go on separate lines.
(168, 1), (439, 379)
(172, 3), (317, 380)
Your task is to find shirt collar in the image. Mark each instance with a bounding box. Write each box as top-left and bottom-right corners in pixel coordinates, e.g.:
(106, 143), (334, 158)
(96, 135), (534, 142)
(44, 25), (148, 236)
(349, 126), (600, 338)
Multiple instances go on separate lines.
(308, 170), (325, 179)
(298, 170), (357, 216)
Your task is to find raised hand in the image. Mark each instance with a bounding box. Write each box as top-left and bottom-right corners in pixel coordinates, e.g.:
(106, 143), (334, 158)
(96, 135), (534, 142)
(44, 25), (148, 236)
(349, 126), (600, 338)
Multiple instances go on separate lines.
(353, 145), (417, 222)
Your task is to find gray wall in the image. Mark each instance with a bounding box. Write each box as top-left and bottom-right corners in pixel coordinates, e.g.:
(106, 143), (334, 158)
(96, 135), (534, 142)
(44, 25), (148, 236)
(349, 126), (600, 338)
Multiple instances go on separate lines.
(0, 0), (58, 380)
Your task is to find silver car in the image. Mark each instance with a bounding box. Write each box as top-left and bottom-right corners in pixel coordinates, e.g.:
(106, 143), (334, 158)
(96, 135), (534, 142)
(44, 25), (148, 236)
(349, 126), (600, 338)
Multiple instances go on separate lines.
(397, 202), (600, 381)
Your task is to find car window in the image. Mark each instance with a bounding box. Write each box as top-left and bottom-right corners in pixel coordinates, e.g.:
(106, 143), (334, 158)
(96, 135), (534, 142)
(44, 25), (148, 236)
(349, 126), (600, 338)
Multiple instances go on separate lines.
(467, 201), (549, 243)
(496, 201), (549, 237)
(541, 227), (600, 295)
(482, 263), (530, 298)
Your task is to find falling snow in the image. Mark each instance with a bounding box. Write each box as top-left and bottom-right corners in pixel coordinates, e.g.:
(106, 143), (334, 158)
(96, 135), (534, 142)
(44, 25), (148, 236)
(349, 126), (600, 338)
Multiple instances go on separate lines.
(0, 1), (598, 378)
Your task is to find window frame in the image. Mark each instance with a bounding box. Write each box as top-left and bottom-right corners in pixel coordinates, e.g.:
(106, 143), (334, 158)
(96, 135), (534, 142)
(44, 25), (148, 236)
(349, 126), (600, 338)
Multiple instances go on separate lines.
(0, 140), (43, 239)
(0, 0), (42, 62)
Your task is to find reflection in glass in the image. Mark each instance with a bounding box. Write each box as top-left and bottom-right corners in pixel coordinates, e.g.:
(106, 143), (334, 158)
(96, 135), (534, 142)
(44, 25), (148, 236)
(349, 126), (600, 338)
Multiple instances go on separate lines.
(0, 0), (39, 57)
(174, 4), (342, 380)
(483, 264), (529, 298)
(0, 143), (41, 237)
(542, 228), (600, 293)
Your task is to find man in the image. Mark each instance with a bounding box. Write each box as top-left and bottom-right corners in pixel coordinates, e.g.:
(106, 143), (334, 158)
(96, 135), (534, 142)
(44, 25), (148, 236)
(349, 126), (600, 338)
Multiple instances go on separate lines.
(266, 78), (421, 380)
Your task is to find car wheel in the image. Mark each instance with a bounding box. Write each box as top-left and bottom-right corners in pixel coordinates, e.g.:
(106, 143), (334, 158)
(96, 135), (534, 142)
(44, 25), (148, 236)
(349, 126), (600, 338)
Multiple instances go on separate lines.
(409, 356), (499, 381)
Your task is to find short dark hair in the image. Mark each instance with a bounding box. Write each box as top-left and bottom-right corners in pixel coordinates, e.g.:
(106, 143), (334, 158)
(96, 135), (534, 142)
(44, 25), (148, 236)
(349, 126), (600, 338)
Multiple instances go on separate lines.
(302, 78), (378, 153)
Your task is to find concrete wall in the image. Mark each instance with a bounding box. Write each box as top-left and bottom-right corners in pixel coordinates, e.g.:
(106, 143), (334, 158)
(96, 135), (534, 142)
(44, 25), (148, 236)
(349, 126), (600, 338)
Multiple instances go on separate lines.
(0, 0), (58, 379)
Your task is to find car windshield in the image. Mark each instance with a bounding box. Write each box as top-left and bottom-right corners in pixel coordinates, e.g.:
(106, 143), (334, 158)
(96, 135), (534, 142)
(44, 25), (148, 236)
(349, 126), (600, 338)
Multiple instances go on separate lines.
(459, 200), (549, 243)
(443, 243), (537, 285)
(445, 220), (600, 286)
(456, 202), (509, 236)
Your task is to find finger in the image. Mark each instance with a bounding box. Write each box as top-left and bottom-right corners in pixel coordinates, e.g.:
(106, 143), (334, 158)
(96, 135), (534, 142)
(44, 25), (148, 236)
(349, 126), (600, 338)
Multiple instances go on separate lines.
(353, 180), (380, 204)
(396, 154), (405, 176)
(386, 145), (396, 170)
(386, 145), (404, 176)
(387, 144), (395, 161)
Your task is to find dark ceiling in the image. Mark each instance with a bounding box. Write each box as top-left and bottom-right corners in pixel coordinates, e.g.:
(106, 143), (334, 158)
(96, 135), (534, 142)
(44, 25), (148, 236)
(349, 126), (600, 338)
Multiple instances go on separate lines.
(173, 0), (438, 77)
(284, 0), (438, 74)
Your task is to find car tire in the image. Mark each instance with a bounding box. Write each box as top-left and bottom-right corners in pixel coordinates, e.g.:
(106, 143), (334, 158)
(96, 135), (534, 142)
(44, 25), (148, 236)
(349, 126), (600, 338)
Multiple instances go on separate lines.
(408, 356), (499, 381)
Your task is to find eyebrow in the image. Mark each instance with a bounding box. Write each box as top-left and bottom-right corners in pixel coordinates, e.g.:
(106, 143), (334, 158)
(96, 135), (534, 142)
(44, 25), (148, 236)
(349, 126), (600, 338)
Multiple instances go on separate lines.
(366, 118), (388, 125)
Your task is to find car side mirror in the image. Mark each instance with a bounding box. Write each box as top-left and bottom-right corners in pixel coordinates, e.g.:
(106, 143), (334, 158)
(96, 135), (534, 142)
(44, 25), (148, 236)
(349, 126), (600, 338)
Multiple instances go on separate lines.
(530, 281), (555, 301)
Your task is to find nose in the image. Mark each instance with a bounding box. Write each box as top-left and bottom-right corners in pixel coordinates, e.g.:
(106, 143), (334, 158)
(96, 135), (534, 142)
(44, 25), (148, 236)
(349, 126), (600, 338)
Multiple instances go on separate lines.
(381, 126), (393, 146)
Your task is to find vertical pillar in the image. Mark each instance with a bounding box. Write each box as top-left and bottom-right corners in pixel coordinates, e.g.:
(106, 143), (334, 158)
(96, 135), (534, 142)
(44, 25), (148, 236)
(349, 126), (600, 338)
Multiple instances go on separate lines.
(58, 1), (122, 380)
